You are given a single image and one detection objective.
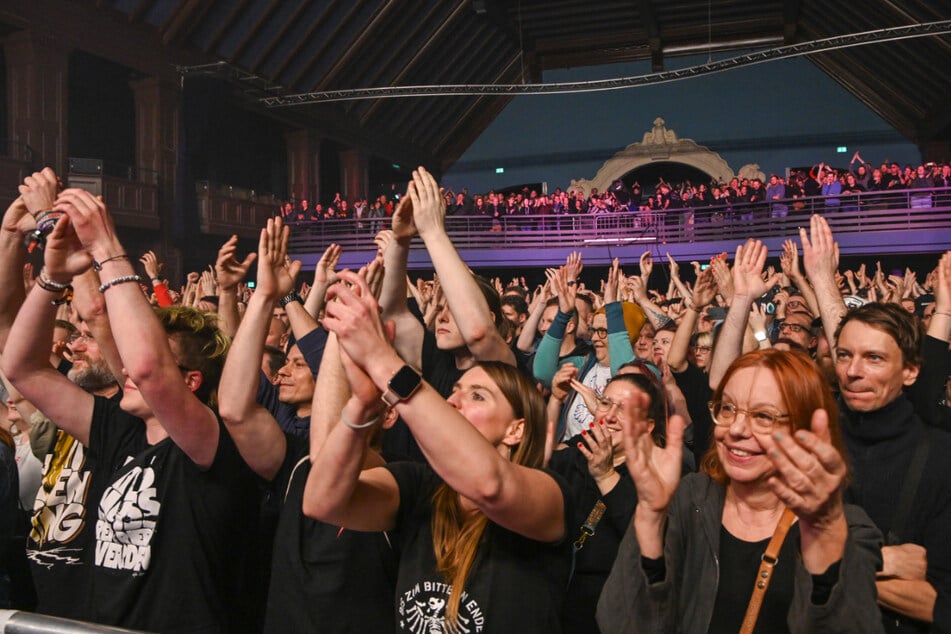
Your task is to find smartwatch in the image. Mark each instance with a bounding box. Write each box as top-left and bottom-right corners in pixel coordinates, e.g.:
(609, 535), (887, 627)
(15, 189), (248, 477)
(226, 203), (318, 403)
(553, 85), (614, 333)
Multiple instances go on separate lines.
(278, 291), (303, 308)
(753, 330), (768, 343)
(381, 365), (423, 407)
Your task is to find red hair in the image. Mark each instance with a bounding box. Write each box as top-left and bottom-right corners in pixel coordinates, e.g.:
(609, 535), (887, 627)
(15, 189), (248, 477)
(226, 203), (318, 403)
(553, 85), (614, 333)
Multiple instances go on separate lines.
(700, 348), (845, 485)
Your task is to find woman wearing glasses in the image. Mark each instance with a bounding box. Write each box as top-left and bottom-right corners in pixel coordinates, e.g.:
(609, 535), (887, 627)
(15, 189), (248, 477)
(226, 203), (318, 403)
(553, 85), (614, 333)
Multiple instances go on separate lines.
(597, 349), (884, 633)
(549, 371), (667, 633)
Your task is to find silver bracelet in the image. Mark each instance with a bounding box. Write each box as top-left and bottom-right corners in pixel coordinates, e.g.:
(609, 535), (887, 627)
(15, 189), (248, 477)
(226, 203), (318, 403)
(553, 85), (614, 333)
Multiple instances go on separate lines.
(340, 412), (380, 430)
(98, 274), (144, 293)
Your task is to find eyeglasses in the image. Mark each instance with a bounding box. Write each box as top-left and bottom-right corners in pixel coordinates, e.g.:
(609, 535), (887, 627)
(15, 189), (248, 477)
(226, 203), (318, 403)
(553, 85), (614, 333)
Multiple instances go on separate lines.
(786, 300), (807, 310)
(595, 396), (621, 411)
(708, 401), (790, 433)
(590, 327), (609, 339)
(67, 333), (91, 345)
(693, 345), (712, 352)
(779, 323), (808, 334)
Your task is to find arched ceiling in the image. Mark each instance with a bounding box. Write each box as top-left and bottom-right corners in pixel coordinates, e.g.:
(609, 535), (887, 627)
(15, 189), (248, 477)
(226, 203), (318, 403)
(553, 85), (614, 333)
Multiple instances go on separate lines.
(3, 0), (949, 170)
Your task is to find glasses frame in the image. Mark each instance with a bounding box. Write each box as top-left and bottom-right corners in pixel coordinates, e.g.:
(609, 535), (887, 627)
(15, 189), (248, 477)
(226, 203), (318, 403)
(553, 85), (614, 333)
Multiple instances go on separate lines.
(708, 400), (791, 433)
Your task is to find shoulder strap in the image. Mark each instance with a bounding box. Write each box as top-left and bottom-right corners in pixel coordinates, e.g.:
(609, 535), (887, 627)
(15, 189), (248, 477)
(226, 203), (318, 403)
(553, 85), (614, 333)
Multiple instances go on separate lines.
(739, 507), (796, 634)
(887, 426), (931, 545)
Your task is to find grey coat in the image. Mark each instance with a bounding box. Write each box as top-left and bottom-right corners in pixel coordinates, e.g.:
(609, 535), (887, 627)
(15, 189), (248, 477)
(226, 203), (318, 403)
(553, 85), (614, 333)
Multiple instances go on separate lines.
(596, 472), (885, 634)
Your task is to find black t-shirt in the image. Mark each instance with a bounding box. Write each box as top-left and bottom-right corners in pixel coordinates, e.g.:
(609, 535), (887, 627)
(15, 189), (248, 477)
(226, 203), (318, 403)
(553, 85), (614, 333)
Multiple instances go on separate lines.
(707, 524), (797, 634)
(28, 413), (114, 619)
(86, 396), (262, 632)
(386, 461), (572, 633)
(264, 434), (398, 633)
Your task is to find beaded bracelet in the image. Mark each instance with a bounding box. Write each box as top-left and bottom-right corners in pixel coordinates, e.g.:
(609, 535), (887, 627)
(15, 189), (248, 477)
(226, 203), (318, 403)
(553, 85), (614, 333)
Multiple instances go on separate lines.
(99, 274), (144, 293)
(93, 254), (129, 271)
(340, 412), (380, 431)
(37, 268), (71, 291)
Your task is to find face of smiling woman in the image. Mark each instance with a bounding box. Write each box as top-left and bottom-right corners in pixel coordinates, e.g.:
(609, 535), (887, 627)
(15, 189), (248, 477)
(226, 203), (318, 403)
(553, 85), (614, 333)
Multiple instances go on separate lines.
(713, 366), (790, 485)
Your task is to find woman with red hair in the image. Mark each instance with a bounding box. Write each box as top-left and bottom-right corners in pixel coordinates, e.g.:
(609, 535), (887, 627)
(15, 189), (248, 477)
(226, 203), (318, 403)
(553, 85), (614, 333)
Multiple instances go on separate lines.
(598, 349), (885, 633)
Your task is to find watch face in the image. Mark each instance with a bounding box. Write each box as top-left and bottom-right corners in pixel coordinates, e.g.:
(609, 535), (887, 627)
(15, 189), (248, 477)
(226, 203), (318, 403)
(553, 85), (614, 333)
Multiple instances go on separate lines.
(389, 365), (422, 399)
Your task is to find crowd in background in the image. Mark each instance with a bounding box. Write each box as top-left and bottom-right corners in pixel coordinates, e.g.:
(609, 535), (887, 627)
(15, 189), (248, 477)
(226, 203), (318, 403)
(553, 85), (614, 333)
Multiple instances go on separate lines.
(0, 164), (949, 634)
(276, 152), (951, 229)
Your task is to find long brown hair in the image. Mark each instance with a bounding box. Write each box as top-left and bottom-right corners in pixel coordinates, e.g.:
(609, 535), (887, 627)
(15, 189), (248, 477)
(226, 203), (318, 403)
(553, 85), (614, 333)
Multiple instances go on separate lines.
(700, 348), (845, 485)
(0, 426), (13, 450)
(431, 361), (546, 628)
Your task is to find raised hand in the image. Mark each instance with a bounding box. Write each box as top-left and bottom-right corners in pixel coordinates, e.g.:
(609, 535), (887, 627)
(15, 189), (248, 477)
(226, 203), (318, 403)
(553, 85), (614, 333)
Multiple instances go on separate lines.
(547, 266), (576, 315)
(666, 252), (680, 280)
(604, 258), (621, 304)
(322, 270), (392, 373)
(691, 267), (718, 309)
(2, 197), (36, 237)
(407, 167), (446, 238)
(390, 197), (417, 240)
(639, 251), (653, 283)
(709, 253), (734, 303)
(42, 210), (93, 283)
(565, 251), (584, 281)
(760, 409), (847, 531)
(314, 243), (341, 288)
(622, 397), (685, 517)
(214, 236), (255, 291)
(577, 420), (617, 485)
(52, 188), (121, 262)
(19, 168), (59, 216)
(550, 362), (578, 402)
(731, 239), (778, 299)
(255, 217), (301, 299)
(140, 250), (166, 281)
(801, 215), (840, 287)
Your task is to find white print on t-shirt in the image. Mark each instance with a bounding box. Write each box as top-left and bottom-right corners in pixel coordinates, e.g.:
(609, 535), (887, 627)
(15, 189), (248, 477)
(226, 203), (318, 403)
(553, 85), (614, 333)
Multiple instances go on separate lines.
(94, 463), (160, 572)
(31, 433), (90, 548)
(398, 581), (485, 633)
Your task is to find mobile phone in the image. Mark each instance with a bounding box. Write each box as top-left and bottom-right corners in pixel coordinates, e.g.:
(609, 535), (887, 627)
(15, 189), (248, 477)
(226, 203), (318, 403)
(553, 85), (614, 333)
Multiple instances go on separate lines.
(247, 281), (256, 289)
(700, 264), (710, 270)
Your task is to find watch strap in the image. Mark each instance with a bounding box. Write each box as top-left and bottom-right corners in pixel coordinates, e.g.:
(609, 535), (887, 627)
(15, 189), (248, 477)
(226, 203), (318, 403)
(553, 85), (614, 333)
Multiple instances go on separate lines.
(278, 291), (303, 308)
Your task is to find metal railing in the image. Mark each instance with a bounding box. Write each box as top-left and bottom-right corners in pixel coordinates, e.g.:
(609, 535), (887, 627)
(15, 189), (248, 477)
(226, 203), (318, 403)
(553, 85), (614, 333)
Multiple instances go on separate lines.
(0, 610), (143, 633)
(286, 186), (951, 254)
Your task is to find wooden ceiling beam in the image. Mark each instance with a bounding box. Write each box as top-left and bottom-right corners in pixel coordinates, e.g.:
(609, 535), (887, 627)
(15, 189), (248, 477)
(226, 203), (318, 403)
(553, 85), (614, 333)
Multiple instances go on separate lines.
(161, 0), (215, 46)
(287, 1), (372, 89)
(247, 1), (314, 73)
(359, 1), (473, 123)
(782, 0), (801, 43)
(638, 0), (663, 71)
(228, 0), (282, 64)
(315, 0), (405, 90)
(271, 3), (338, 82)
(206, 0), (250, 51)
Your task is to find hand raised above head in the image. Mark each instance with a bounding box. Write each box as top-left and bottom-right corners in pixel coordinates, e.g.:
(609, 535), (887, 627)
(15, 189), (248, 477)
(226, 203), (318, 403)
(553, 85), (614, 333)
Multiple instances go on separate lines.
(407, 167), (446, 238)
(256, 217), (300, 299)
(322, 270), (393, 373)
(19, 167), (59, 216)
(53, 188), (120, 261)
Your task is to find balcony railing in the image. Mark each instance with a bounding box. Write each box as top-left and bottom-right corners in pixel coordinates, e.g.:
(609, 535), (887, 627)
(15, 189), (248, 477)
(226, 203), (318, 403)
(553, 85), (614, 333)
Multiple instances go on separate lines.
(287, 187), (951, 260)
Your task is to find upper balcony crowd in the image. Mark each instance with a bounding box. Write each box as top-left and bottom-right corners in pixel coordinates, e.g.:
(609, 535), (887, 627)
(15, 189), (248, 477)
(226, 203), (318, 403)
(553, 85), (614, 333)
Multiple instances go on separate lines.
(277, 153), (951, 229)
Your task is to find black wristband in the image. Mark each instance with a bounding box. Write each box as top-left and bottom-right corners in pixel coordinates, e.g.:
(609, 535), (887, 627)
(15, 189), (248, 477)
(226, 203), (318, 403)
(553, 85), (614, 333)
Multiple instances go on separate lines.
(278, 291), (303, 308)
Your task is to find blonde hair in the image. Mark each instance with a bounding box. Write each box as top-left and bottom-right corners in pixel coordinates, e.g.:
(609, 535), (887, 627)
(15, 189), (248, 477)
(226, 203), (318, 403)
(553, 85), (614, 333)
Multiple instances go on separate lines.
(431, 361), (545, 627)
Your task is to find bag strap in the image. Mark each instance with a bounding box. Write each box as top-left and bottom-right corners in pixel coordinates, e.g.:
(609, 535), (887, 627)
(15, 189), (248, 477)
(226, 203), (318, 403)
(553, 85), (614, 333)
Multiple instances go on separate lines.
(887, 426), (930, 545)
(739, 507), (797, 634)
(567, 500), (607, 587)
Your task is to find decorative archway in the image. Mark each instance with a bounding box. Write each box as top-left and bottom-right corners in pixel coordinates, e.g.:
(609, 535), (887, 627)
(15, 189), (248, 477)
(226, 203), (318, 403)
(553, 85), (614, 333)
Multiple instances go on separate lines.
(568, 118), (736, 194)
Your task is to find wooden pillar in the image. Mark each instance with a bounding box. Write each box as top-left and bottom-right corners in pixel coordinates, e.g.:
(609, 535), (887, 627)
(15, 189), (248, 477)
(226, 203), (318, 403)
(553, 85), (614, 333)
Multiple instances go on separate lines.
(129, 76), (182, 280)
(285, 129), (320, 204)
(339, 147), (368, 201)
(4, 30), (70, 171)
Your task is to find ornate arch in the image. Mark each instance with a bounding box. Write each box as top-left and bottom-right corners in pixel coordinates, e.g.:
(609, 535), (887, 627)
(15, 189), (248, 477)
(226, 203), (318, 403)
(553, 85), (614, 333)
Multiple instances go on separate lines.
(568, 118), (736, 194)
